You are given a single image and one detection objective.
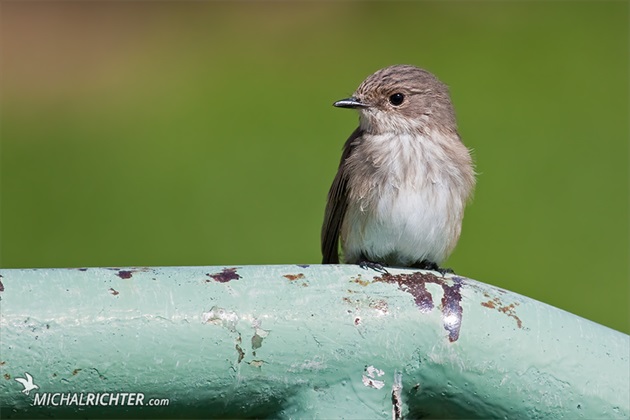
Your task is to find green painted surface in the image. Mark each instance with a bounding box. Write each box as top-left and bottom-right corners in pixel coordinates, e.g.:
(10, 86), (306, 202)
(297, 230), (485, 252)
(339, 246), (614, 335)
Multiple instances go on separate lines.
(1, 265), (628, 418)
(0, 2), (628, 335)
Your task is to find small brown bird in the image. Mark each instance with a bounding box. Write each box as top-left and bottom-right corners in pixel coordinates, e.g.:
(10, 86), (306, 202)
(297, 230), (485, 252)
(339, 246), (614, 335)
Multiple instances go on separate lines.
(321, 65), (475, 272)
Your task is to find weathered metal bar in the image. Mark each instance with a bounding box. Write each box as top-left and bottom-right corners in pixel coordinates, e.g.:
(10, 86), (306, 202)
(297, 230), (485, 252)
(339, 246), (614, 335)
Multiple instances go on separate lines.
(0, 265), (628, 418)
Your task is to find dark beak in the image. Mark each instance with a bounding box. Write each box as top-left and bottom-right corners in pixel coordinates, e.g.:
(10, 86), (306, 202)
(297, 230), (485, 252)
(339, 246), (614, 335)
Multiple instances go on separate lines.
(333, 97), (368, 109)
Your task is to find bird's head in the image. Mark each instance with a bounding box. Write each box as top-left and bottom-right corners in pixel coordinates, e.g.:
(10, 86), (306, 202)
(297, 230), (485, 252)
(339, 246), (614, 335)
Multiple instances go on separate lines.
(334, 64), (457, 136)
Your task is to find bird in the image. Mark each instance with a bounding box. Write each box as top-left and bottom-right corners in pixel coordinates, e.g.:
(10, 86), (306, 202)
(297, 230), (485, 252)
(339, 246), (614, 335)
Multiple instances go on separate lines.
(15, 372), (39, 395)
(321, 65), (475, 273)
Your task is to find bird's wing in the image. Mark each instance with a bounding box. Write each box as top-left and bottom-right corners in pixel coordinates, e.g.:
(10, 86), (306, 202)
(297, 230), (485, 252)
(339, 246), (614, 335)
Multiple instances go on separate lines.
(25, 373), (33, 382)
(321, 127), (363, 264)
(15, 378), (27, 386)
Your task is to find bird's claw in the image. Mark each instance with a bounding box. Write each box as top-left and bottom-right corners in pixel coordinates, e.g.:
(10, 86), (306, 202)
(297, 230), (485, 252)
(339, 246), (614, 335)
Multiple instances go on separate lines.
(358, 260), (389, 274)
(413, 260), (454, 276)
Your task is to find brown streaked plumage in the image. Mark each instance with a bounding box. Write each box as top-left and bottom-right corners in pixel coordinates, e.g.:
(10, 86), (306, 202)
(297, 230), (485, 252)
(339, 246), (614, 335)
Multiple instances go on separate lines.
(321, 65), (475, 271)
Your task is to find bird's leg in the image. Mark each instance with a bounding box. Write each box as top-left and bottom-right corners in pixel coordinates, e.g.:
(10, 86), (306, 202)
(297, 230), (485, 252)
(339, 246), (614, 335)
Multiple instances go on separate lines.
(412, 260), (454, 276)
(358, 254), (389, 273)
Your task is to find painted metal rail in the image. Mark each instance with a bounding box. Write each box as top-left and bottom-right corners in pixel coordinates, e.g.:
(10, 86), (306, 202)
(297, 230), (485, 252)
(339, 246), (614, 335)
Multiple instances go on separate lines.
(0, 265), (628, 418)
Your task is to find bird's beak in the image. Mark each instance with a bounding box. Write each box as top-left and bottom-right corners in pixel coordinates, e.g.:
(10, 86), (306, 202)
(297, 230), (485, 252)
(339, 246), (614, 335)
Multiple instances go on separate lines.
(333, 97), (368, 109)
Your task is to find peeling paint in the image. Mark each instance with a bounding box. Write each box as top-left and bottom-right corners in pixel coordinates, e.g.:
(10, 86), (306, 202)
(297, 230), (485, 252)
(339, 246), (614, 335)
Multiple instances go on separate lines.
(235, 343), (245, 363)
(248, 360), (264, 368)
(296, 264), (310, 268)
(363, 366), (386, 389)
(202, 306), (239, 332)
(117, 270), (133, 279)
(374, 272), (464, 342)
(0, 279), (4, 293)
(283, 273), (305, 281)
(366, 365), (385, 378)
(251, 328), (269, 351)
(72, 369), (81, 376)
(392, 371), (403, 420)
(108, 288), (119, 296)
(362, 376), (385, 389)
(4, 374), (10, 380)
(207, 268), (241, 283)
(251, 334), (263, 350)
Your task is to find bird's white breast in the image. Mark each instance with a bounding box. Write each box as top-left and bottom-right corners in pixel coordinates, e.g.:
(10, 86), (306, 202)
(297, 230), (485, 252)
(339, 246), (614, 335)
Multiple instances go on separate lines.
(341, 130), (471, 266)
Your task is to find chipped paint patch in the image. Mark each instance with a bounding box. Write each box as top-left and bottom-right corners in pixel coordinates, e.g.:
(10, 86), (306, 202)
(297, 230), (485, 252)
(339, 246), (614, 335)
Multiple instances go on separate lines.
(108, 288), (119, 296)
(207, 267), (241, 283)
(283, 273), (305, 281)
(4, 373), (10, 380)
(482, 294), (523, 328)
(392, 371), (403, 420)
(366, 365), (385, 377)
(375, 272), (464, 342)
(202, 306), (239, 332)
(116, 270), (133, 279)
(252, 328), (269, 351)
(0, 278), (4, 293)
(362, 376), (385, 389)
(296, 264), (310, 268)
(72, 369), (81, 376)
(248, 360), (264, 368)
(362, 366), (386, 389)
(235, 342), (245, 363)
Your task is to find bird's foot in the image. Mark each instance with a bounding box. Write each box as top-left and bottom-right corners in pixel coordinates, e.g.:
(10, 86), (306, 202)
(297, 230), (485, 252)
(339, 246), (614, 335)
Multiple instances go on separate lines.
(412, 260), (454, 276)
(358, 259), (389, 274)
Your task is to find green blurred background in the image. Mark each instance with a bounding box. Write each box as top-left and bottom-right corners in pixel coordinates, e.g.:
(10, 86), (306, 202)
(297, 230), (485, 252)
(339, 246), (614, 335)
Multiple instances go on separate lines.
(1, 2), (628, 333)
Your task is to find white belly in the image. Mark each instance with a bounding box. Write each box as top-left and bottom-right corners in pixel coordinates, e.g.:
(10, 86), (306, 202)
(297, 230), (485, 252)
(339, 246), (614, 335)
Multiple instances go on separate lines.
(342, 183), (461, 266)
(340, 131), (471, 266)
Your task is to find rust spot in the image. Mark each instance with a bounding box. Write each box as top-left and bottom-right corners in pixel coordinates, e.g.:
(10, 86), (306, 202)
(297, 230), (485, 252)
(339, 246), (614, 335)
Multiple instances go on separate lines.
(499, 303), (522, 328)
(117, 270), (133, 279)
(4, 373), (10, 380)
(207, 267), (241, 283)
(370, 299), (388, 313)
(351, 276), (370, 286)
(284, 273), (305, 281)
(441, 280), (464, 342)
(374, 272), (464, 342)
(354, 317), (361, 325)
(374, 272), (435, 312)
(108, 288), (119, 296)
(72, 369), (81, 376)
(0, 279), (4, 292)
(481, 300), (495, 309)
(0, 361), (5, 366)
(481, 296), (522, 328)
(236, 344), (245, 363)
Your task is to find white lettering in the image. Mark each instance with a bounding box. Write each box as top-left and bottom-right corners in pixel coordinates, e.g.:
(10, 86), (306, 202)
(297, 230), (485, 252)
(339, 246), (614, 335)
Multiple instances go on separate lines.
(135, 393), (145, 406)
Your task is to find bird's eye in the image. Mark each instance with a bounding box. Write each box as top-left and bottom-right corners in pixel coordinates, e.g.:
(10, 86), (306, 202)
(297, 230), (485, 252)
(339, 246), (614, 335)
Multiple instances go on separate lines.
(389, 93), (405, 106)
